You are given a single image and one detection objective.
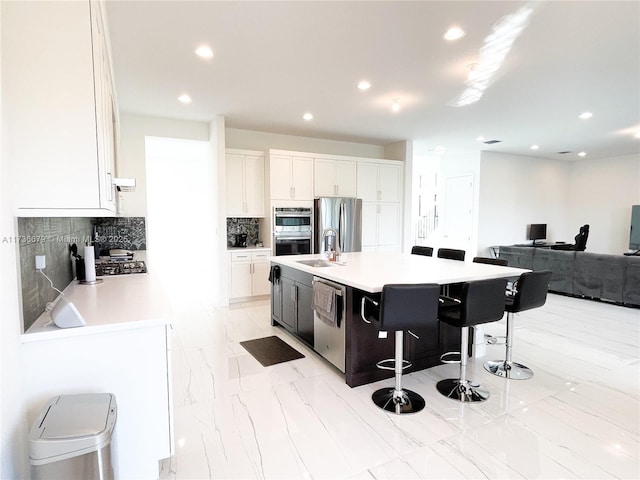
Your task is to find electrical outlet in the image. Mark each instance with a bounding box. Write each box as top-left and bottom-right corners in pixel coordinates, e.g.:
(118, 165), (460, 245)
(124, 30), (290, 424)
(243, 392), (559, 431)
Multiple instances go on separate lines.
(35, 255), (46, 270)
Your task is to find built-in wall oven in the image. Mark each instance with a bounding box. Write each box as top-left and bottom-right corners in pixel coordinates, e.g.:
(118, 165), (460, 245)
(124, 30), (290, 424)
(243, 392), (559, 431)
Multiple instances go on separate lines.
(273, 207), (312, 256)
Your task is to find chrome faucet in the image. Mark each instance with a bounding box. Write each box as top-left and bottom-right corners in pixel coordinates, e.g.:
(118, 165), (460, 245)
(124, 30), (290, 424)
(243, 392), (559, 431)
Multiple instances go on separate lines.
(322, 228), (340, 257)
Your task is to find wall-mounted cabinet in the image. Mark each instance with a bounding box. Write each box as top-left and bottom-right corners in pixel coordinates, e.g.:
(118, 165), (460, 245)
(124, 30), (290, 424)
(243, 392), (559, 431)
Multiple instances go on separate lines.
(226, 150), (265, 217)
(4, 0), (119, 216)
(314, 158), (357, 197)
(269, 154), (313, 201)
(357, 162), (402, 203)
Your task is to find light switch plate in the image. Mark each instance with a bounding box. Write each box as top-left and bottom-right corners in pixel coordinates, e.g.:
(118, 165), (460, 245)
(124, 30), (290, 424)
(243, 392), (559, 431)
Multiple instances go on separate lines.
(35, 255), (46, 270)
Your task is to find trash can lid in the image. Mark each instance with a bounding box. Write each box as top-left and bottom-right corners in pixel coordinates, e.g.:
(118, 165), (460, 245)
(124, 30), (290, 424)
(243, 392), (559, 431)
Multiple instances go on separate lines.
(29, 393), (117, 464)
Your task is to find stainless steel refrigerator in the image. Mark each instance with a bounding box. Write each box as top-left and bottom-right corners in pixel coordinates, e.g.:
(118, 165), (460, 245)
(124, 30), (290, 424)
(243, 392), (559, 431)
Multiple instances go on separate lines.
(314, 197), (362, 254)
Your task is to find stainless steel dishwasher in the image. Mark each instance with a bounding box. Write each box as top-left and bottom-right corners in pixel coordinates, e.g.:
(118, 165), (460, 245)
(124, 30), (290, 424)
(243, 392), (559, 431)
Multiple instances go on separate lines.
(312, 277), (346, 372)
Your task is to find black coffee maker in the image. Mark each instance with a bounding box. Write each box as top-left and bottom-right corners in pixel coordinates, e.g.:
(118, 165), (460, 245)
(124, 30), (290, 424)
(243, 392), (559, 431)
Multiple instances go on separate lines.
(234, 233), (248, 247)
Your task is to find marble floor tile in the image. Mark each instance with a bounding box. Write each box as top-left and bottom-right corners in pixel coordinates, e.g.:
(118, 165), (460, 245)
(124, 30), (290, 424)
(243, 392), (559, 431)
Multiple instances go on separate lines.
(161, 294), (640, 479)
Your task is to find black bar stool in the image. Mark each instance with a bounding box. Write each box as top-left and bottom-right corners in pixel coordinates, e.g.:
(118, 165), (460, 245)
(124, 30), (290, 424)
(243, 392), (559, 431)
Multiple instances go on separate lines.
(484, 270), (552, 380)
(437, 248), (466, 261)
(361, 283), (440, 414)
(473, 256), (508, 266)
(411, 246), (433, 257)
(437, 278), (508, 403)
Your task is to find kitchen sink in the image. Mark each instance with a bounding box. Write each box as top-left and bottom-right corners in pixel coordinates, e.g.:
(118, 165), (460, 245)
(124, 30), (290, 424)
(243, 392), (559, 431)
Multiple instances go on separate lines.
(296, 259), (334, 268)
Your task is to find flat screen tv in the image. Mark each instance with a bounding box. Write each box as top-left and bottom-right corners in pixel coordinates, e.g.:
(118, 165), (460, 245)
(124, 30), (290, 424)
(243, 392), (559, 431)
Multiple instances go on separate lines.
(527, 224), (547, 245)
(630, 205), (640, 251)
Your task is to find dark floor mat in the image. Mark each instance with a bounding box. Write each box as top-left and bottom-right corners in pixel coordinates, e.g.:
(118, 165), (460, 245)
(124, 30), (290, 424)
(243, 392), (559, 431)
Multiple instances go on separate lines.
(239, 335), (305, 366)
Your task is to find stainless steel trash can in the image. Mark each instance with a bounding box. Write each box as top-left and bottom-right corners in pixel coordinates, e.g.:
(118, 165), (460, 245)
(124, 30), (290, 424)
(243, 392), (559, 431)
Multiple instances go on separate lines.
(29, 393), (117, 480)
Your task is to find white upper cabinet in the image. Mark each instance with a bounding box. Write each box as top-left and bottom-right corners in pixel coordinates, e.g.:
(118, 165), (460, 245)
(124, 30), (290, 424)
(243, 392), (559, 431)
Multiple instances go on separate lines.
(269, 154), (313, 201)
(4, 0), (118, 215)
(314, 159), (357, 197)
(357, 161), (402, 203)
(226, 150), (265, 217)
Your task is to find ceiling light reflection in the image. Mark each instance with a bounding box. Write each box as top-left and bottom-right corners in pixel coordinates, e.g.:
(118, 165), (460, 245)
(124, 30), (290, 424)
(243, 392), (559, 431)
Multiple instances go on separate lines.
(178, 94), (192, 104)
(453, 4), (535, 107)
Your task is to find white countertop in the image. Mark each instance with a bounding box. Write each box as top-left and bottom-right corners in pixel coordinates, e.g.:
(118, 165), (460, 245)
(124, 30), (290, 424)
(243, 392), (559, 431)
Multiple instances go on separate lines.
(22, 272), (173, 343)
(227, 246), (271, 252)
(271, 252), (529, 293)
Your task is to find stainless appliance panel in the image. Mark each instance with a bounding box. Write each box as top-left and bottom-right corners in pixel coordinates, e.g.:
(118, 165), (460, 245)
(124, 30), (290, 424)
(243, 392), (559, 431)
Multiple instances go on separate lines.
(314, 197), (362, 254)
(312, 277), (346, 372)
(273, 206), (313, 256)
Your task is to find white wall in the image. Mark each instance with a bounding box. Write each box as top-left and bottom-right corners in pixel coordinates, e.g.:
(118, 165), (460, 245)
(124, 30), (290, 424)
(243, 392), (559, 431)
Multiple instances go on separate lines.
(478, 151), (572, 256)
(1, 3), (28, 475)
(117, 113), (210, 216)
(567, 154), (640, 254)
(226, 127), (386, 159)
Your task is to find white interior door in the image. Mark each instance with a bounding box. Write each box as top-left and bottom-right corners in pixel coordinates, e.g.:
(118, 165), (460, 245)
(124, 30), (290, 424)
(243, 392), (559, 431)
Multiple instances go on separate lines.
(443, 174), (474, 252)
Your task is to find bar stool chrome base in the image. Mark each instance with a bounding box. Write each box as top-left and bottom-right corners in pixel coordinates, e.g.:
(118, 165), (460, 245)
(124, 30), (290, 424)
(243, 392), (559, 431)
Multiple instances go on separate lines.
(372, 388), (425, 414)
(436, 378), (489, 403)
(484, 360), (533, 380)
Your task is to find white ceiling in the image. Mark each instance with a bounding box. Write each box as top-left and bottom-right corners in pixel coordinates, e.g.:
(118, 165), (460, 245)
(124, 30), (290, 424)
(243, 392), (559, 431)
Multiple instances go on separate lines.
(105, 1), (640, 161)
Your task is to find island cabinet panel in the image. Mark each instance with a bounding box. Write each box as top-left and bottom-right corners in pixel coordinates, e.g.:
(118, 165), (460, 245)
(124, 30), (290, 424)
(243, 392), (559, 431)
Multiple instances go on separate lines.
(271, 265), (314, 347)
(344, 288), (396, 387)
(405, 322), (461, 372)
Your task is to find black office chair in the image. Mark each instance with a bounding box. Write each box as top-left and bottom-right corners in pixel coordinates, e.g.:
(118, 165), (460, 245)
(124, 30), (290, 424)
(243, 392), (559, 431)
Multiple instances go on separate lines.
(473, 256), (508, 266)
(437, 248), (466, 261)
(437, 278), (508, 403)
(361, 283), (440, 414)
(552, 224), (589, 251)
(484, 270), (552, 380)
(411, 246), (433, 257)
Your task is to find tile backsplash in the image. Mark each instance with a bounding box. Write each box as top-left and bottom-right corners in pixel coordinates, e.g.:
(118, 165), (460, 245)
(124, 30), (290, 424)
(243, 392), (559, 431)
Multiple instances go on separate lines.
(227, 218), (260, 247)
(18, 217), (93, 331)
(93, 217), (146, 254)
(17, 216), (147, 332)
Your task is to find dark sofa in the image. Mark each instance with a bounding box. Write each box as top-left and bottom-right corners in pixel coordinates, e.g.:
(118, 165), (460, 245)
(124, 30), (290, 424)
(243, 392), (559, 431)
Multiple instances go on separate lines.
(499, 246), (640, 307)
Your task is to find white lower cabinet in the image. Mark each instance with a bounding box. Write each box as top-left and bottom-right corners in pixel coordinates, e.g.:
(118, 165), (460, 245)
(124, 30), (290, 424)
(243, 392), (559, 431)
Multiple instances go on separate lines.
(230, 250), (271, 300)
(362, 203), (401, 252)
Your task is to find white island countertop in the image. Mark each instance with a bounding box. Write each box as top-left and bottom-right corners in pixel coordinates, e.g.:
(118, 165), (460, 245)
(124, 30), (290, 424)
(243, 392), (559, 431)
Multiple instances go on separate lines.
(271, 252), (529, 293)
(22, 272), (173, 343)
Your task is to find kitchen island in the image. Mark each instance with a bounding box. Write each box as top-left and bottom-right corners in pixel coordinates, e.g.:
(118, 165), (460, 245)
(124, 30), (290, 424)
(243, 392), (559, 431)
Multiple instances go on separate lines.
(21, 273), (174, 480)
(270, 252), (527, 387)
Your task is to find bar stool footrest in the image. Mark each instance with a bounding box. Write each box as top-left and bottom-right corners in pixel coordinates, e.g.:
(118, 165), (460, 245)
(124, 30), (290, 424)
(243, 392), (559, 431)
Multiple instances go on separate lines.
(376, 359), (412, 371)
(439, 351), (461, 364)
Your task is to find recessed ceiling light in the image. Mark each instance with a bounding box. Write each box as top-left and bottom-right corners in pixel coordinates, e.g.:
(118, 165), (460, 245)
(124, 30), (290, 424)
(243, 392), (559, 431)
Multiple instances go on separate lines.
(578, 151), (587, 157)
(391, 99), (400, 112)
(476, 136), (485, 142)
(195, 45), (214, 59)
(178, 94), (192, 104)
(357, 80), (371, 90)
(530, 145), (539, 150)
(302, 113), (313, 121)
(444, 26), (465, 41)
(579, 111), (593, 119)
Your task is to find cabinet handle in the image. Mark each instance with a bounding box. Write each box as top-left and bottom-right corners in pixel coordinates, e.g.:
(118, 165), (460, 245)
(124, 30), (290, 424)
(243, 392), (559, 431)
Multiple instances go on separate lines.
(292, 186), (296, 198)
(377, 190), (381, 201)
